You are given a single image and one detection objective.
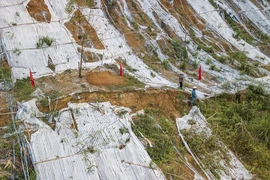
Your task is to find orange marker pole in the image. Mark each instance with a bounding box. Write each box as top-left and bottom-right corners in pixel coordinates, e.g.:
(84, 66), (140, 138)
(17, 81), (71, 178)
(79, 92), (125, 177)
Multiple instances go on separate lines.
(120, 63), (123, 76)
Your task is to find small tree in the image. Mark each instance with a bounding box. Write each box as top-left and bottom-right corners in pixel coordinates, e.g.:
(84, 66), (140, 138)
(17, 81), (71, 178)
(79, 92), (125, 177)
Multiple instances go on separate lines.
(78, 33), (87, 78)
(66, 0), (91, 78)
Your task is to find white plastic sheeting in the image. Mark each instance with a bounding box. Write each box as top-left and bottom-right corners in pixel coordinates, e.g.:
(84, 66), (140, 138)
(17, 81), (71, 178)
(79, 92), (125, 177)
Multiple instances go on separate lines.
(0, 0), (80, 80)
(18, 100), (166, 180)
(186, 0), (270, 64)
(80, 8), (177, 88)
(0, 0), (178, 88)
(1, 0), (270, 93)
(176, 106), (253, 180)
(231, 0), (270, 36)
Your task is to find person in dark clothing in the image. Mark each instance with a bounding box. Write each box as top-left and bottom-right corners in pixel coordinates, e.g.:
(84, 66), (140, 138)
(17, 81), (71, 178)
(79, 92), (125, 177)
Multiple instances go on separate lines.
(179, 73), (184, 89)
(235, 91), (241, 103)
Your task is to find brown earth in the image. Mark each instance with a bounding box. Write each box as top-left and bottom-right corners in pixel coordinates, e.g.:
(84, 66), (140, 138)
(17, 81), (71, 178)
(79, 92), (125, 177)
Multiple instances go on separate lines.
(35, 64), (142, 96)
(102, 0), (147, 51)
(38, 88), (190, 119)
(86, 71), (124, 85)
(65, 10), (105, 49)
(26, 0), (51, 22)
(34, 65), (191, 119)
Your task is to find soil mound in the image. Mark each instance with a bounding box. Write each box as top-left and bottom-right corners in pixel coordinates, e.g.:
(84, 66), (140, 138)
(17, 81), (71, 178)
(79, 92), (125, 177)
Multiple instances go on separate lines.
(86, 71), (124, 86)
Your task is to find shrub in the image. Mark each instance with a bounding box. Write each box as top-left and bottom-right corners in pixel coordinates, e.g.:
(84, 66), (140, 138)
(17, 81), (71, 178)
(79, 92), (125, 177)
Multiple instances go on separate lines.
(192, 60), (199, 69)
(14, 78), (35, 101)
(206, 58), (212, 65)
(36, 36), (55, 48)
(210, 64), (216, 70)
(180, 61), (186, 71)
(0, 67), (11, 80)
(13, 48), (21, 55)
(162, 60), (169, 70)
(38, 97), (49, 106)
(169, 39), (188, 59)
(199, 87), (270, 179)
(48, 63), (55, 71)
(230, 51), (247, 63)
(65, 0), (76, 13)
(132, 114), (174, 163)
(43, 36), (54, 46)
(213, 54), (227, 64)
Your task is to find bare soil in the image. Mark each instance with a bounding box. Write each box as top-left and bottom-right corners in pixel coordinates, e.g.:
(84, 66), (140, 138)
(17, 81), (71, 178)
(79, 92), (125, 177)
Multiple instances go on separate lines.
(26, 0), (51, 22)
(65, 10), (104, 49)
(86, 71), (124, 85)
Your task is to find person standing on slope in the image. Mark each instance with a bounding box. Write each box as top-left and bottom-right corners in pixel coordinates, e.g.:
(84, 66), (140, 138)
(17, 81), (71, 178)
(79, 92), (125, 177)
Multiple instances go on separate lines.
(191, 86), (197, 106)
(179, 73), (184, 89)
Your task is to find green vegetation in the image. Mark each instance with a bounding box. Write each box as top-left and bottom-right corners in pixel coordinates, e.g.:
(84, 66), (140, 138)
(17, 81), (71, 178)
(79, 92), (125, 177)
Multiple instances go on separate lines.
(65, 0), (76, 13)
(12, 48), (21, 56)
(36, 36), (55, 48)
(46, 90), (62, 100)
(0, 66), (11, 81)
(168, 39), (188, 60)
(212, 54), (227, 64)
(197, 44), (214, 54)
(14, 78), (36, 101)
(38, 97), (49, 106)
(162, 60), (169, 70)
(132, 109), (189, 179)
(228, 51), (258, 75)
(180, 61), (186, 71)
(199, 85), (270, 179)
(182, 130), (229, 178)
(119, 127), (128, 135)
(132, 114), (175, 163)
(65, 0), (94, 13)
(225, 14), (253, 44)
(38, 90), (62, 108)
(131, 20), (139, 30)
(48, 63), (55, 71)
(0, 121), (34, 179)
(229, 51), (247, 63)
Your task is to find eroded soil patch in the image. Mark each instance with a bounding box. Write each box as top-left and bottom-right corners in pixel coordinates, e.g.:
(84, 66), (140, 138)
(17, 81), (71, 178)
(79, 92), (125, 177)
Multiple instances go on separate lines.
(26, 0), (51, 22)
(65, 10), (104, 49)
(86, 71), (124, 86)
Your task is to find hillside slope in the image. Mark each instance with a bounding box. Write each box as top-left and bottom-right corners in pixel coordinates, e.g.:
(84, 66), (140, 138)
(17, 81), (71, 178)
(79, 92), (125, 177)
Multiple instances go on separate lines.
(0, 0), (270, 179)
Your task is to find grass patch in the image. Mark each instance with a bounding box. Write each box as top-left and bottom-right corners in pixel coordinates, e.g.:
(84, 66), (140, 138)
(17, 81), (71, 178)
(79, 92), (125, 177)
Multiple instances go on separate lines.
(198, 85), (270, 179)
(12, 48), (21, 56)
(181, 130), (229, 178)
(162, 60), (169, 70)
(36, 36), (55, 48)
(0, 67), (11, 81)
(14, 78), (36, 101)
(168, 39), (188, 60)
(132, 109), (191, 179)
(48, 63), (55, 71)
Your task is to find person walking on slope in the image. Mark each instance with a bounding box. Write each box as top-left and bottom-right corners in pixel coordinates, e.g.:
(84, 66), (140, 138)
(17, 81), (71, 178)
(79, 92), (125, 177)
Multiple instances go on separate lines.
(235, 91), (241, 103)
(191, 86), (197, 106)
(179, 73), (184, 89)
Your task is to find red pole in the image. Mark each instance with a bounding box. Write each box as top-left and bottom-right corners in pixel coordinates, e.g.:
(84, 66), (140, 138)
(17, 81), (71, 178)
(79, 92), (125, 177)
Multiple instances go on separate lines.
(198, 65), (202, 81)
(29, 69), (35, 87)
(120, 63), (123, 76)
